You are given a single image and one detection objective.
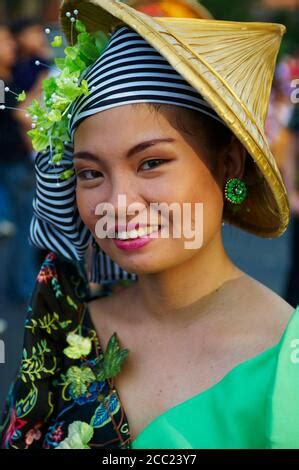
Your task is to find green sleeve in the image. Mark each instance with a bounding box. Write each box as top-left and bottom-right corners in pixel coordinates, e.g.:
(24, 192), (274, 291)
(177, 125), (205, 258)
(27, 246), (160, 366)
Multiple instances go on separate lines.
(267, 305), (299, 448)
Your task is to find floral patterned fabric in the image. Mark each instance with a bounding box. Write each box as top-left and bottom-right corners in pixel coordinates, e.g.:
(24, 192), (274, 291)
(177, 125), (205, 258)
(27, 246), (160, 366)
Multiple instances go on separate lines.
(0, 252), (132, 449)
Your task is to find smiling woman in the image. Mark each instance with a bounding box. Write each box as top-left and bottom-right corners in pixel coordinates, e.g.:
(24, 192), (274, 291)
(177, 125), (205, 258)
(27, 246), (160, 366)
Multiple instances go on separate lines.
(1, 0), (299, 451)
(73, 103), (242, 277)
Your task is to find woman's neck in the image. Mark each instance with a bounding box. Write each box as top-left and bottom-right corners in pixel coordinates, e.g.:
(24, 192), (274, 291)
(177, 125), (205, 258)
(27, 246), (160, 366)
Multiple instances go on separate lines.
(131, 231), (243, 326)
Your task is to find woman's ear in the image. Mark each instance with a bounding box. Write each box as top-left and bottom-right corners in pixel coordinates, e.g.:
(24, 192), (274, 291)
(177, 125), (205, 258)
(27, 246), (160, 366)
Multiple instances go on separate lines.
(216, 136), (247, 185)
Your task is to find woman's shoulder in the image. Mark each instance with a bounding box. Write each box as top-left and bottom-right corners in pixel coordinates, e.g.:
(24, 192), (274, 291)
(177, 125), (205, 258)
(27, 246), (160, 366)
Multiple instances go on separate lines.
(237, 272), (296, 345)
(242, 273), (295, 315)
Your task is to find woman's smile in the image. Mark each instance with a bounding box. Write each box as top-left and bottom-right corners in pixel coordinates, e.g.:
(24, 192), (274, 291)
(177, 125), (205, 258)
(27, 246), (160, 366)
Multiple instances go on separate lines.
(112, 224), (162, 251)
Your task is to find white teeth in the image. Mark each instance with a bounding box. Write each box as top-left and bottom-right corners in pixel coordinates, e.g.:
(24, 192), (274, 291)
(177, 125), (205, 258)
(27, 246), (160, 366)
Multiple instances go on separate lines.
(130, 229), (139, 238)
(116, 225), (160, 240)
(117, 231), (130, 240)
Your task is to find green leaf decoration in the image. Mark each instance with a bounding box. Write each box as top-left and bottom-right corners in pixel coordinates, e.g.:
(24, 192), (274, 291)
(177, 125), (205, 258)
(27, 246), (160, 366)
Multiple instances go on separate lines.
(64, 46), (78, 61)
(75, 19), (87, 34)
(56, 421), (93, 449)
(94, 333), (129, 381)
(54, 57), (66, 70)
(23, 18), (109, 174)
(80, 79), (89, 96)
(27, 98), (44, 117)
(27, 130), (50, 152)
(48, 109), (62, 122)
(78, 41), (100, 62)
(77, 32), (90, 44)
(51, 35), (63, 48)
(94, 31), (109, 51)
(60, 169), (75, 180)
(17, 90), (26, 102)
(63, 332), (92, 359)
(42, 76), (57, 101)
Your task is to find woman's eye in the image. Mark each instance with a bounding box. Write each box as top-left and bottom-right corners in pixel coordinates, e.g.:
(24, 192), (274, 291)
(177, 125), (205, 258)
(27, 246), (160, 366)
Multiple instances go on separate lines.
(139, 159), (166, 171)
(77, 169), (102, 180)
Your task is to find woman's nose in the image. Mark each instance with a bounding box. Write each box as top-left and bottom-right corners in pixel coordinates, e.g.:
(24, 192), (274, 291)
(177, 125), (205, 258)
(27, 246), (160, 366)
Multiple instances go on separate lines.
(107, 176), (145, 212)
(96, 181), (146, 231)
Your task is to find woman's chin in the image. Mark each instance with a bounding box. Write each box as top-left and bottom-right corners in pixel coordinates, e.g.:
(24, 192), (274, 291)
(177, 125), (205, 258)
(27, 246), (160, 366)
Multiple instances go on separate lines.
(97, 237), (190, 275)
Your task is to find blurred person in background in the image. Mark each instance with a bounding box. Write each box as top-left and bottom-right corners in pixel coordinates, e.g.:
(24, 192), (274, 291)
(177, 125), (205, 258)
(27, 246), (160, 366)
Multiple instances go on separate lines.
(11, 18), (57, 269)
(0, 22), (46, 313)
(0, 25), (17, 240)
(266, 77), (294, 172)
(0, 25), (18, 332)
(283, 101), (299, 307)
(280, 48), (299, 308)
(10, 18), (52, 93)
(10, 18), (53, 154)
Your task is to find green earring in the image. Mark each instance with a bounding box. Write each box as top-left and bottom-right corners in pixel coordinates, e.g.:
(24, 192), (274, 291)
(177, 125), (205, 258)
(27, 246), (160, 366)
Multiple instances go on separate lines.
(224, 178), (248, 205)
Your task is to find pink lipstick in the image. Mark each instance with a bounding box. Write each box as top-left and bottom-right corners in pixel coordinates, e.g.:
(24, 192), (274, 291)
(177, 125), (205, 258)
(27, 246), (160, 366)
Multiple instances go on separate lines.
(112, 225), (161, 251)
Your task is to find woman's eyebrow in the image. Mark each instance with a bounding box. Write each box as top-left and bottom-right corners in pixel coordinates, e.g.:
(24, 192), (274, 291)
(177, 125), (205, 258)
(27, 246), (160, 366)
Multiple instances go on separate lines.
(73, 151), (100, 162)
(126, 138), (175, 157)
(73, 137), (175, 162)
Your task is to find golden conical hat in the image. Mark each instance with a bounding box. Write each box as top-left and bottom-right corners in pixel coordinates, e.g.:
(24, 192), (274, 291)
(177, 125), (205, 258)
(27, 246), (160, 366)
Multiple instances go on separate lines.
(60, 0), (290, 238)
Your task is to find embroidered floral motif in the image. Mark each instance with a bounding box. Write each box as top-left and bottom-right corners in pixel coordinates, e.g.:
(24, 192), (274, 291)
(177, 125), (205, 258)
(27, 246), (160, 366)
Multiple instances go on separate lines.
(15, 386), (38, 418)
(20, 340), (57, 383)
(90, 391), (121, 429)
(43, 421), (65, 449)
(36, 252), (57, 284)
(73, 380), (106, 406)
(26, 312), (72, 335)
(62, 366), (96, 399)
(63, 332), (92, 359)
(48, 424), (64, 443)
(56, 421), (94, 449)
(25, 422), (43, 447)
(51, 278), (63, 298)
(66, 296), (78, 310)
(0, 252), (132, 449)
(1, 406), (28, 448)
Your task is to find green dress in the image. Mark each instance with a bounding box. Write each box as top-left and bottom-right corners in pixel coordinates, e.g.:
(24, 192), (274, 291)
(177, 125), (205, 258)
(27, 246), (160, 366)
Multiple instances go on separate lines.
(131, 313), (299, 449)
(1, 251), (299, 449)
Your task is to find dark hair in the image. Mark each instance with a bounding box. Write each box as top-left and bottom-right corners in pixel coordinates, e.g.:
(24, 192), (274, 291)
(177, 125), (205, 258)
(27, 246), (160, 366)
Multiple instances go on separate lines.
(141, 102), (233, 167)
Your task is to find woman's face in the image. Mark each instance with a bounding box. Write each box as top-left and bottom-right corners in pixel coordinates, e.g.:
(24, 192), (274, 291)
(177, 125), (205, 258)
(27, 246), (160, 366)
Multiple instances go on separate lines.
(74, 104), (230, 275)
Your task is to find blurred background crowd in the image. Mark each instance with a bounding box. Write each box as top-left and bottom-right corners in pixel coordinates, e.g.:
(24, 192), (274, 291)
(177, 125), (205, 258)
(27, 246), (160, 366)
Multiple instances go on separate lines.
(0, 0), (299, 408)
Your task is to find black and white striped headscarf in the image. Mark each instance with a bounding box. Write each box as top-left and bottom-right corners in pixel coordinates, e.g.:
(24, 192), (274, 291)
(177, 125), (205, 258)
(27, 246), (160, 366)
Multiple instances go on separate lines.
(30, 25), (224, 284)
